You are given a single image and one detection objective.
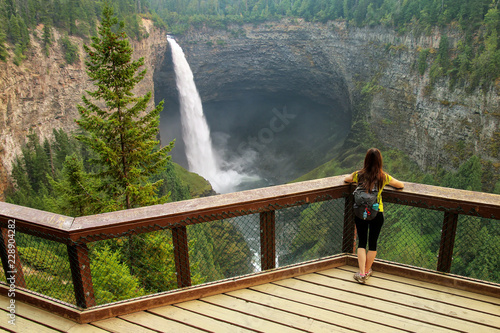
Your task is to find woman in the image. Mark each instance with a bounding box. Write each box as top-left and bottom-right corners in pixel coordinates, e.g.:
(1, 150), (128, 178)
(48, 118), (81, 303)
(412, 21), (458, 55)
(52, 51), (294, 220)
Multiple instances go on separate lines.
(344, 148), (404, 284)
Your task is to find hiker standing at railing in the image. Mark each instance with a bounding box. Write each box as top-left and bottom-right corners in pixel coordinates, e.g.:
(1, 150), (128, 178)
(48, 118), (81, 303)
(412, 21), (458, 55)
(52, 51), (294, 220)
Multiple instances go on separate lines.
(344, 148), (404, 284)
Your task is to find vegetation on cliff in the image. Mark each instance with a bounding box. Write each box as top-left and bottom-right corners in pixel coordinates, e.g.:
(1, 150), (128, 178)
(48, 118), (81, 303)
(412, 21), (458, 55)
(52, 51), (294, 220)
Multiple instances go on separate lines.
(0, 0), (147, 64)
(2, 0), (499, 301)
(74, 4), (174, 212)
(4, 6), (252, 305)
(1, 0), (499, 90)
(150, 0), (500, 91)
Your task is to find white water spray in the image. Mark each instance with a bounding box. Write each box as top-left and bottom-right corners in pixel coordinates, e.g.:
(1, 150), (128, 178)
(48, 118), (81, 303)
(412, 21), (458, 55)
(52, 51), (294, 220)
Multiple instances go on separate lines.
(168, 36), (253, 193)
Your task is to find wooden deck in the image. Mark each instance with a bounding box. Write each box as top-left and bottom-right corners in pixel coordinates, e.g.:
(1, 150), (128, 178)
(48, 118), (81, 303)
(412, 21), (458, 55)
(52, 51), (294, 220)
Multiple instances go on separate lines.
(1, 265), (499, 332)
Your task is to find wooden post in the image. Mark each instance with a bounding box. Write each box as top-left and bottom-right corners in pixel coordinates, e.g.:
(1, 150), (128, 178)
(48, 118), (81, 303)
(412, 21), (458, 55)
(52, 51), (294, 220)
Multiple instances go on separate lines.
(172, 226), (191, 288)
(342, 195), (356, 253)
(0, 227), (26, 289)
(260, 211), (276, 271)
(67, 243), (96, 308)
(437, 211), (459, 273)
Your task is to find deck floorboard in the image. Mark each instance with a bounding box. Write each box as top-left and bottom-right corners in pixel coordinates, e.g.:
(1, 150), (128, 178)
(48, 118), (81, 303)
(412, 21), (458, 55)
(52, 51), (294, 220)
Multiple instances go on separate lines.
(1, 265), (499, 332)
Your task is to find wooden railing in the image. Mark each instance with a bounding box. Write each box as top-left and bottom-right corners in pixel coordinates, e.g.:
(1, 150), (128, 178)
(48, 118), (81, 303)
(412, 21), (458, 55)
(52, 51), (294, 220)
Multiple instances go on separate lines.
(0, 176), (499, 320)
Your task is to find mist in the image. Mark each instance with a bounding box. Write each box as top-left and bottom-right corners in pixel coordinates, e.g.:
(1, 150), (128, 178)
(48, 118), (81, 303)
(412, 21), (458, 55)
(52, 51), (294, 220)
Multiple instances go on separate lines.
(159, 89), (350, 190)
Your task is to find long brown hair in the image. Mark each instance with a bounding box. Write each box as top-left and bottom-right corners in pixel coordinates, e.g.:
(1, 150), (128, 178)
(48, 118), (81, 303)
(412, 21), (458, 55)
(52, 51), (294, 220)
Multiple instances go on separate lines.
(358, 148), (386, 191)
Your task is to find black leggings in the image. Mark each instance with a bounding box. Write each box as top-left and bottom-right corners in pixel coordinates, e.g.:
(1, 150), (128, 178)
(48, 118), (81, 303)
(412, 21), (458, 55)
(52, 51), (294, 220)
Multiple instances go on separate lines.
(355, 212), (384, 251)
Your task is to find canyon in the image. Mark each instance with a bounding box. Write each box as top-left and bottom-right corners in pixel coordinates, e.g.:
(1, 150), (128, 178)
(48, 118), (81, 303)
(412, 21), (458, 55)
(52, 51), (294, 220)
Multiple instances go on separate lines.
(1, 18), (499, 197)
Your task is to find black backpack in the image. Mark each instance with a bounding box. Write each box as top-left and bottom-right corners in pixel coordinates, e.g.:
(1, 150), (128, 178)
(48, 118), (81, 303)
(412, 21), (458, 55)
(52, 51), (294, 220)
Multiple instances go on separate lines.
(353, 184), (379, 220)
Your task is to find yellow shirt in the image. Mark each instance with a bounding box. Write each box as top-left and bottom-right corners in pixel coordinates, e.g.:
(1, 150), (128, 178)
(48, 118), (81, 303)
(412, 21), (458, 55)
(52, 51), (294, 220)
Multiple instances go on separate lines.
(352, 172), (392, 212)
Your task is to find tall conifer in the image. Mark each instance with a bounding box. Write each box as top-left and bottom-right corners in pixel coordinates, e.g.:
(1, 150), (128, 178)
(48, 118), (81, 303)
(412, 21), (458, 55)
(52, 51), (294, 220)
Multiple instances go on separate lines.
(76, 3), (174, 212)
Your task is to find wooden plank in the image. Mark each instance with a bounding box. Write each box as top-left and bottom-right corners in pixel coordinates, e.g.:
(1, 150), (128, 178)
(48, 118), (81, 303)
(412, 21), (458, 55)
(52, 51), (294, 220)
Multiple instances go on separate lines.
(209, 292), (357, 333)
(172, 226), (191, 288)
(338, 266), (500, 306)
(304, 270), (500, 330)
(227, 288), (390, 333)
(382, 183), (500, 218)
(67, 243), (96, 308)
(342, 194), (355, 253)
(334, 266), (500, 310)
(76, 255), (346, 324)
(345, 257), (500, 299)
(0, 286), (83, 324)
(120, 311), (205, 332)
(69, 177), (349, 239)
(66, 324), (110, 333)
(0, 309), (60, 333)
(0, 201), (74, 233)
(0, 227), (26, 288)
(0, 297), (107, 333)
(252, 280), (452, 332)
(0, 295), (78, 331)
(149, 304), (253, 333)
(175, 299), (305, 332)
(260, 211), (276, 271)
(274, 274), (495, 332)
(437, 212), (458, 272)
(92, 317), (157, 333)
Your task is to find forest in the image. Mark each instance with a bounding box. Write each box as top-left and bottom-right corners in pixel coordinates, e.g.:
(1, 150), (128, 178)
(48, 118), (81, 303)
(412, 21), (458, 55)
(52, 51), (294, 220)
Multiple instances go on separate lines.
(1, 0), (499, 304)
(1, 0), (499, 90)
(3, 4), (254, 304)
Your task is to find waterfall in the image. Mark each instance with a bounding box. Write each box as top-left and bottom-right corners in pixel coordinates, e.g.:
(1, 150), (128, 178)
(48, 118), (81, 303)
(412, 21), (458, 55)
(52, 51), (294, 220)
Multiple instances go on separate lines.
(168, 36), (251, 193)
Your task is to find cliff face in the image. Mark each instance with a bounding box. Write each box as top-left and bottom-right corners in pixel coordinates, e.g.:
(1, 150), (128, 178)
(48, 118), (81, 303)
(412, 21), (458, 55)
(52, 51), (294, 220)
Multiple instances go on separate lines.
(1, 19), (499, 197)
(158, 19), (499, 172)
(0, 19), (168, 198)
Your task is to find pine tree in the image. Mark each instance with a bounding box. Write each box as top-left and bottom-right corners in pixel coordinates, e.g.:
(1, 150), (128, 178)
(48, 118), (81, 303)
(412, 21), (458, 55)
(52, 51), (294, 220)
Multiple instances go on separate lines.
(48, 153), (99, 217)
(42, 23), (52, 56)
(0, 31), (8, 61)
(76, 4), (174, 212)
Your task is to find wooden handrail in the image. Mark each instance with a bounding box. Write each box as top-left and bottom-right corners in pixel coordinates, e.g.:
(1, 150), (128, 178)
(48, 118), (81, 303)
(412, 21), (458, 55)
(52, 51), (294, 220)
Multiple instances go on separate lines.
(0, 175), (499, 311)
(1, 177), (498, 238)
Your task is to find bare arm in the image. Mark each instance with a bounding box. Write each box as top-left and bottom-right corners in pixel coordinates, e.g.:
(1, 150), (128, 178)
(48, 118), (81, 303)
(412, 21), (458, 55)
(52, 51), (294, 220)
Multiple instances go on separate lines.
(388, 177), (404, 189)
(344, 173), (355, 183)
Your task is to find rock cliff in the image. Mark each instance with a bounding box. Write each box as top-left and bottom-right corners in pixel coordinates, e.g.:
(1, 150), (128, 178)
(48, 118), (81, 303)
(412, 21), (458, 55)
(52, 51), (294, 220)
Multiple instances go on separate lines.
(158, 19), (498, 173)
(0, 19), (168, 198)
(1, 19), (499, 197)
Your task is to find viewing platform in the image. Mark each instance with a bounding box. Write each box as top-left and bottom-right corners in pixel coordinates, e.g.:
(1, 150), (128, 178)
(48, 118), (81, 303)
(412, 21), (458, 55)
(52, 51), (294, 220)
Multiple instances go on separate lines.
(0, 176), (499, 331)
(2, 258), (499, 332)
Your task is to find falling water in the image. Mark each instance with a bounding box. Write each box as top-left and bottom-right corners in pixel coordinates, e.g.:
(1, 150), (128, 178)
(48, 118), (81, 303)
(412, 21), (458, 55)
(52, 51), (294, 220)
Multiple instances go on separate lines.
(168, 36), (253, 193)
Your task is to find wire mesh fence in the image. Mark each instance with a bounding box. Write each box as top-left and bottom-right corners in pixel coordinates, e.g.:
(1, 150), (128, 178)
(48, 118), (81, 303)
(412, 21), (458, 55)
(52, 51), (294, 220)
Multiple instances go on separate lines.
(452, 216), (500, 283)
(1, 189), (499, 309)
(277, 199), (347, 267)
(2, 230), (76, 304)
(378, 203), (443, 270)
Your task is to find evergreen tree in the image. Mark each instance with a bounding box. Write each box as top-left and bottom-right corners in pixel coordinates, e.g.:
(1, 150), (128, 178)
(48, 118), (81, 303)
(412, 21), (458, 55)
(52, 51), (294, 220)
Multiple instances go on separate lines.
(90, 245), (146, 304)
(61, 35), (79, 63)
(6, 132), (52, 210)
(0, 30), (8, 61)
(48, 153), (100, 216)
(76, 3), (174, 212)
(42, 23), (52, 56)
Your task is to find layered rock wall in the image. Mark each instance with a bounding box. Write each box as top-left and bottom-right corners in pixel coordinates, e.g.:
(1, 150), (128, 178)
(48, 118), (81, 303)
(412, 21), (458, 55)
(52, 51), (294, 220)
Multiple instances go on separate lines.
(170, 19), (498, 170)
(0, 19), (168, 198)
(1, 19), (499, 197)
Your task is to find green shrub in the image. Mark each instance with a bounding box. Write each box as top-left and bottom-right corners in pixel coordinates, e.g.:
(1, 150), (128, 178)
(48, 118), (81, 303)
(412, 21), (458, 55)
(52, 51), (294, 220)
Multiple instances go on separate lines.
(418, 48), (430, 75)
(19, 246), (71, 277)
(60, 36), (79, 64)
(24, 271), (75, 304)
(90, 245), (145, 305)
